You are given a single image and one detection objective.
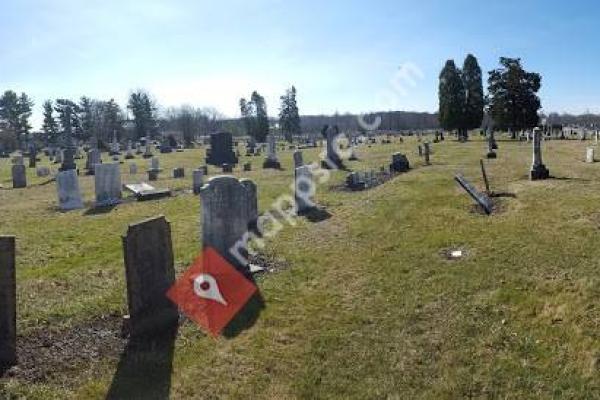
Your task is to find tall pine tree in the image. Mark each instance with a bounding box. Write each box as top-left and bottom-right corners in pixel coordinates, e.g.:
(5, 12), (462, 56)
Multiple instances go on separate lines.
(42, 100), (59, 145)
(279, 86), (301, 142)
(462, 54), (484, 137)
(438, 60), (465, 139)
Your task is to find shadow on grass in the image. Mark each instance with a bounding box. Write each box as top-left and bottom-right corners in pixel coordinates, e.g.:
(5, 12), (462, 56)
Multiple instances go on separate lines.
(549, 176), (591, 182)
(221, 291), (265, 338)
(301, 207), (332, 223)
(84, 205), (117, 216)
(106, 324), (178, 400)
(490, 192), (517, 198)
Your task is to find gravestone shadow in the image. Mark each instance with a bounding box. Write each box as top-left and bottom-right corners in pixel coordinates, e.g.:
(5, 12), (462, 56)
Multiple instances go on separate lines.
(105, 324), (178, 400)
(302, 207), (332, 223)
(490, 192), (517, 199)
(222, 290), (265, 339)
(84, 204), (117, 216)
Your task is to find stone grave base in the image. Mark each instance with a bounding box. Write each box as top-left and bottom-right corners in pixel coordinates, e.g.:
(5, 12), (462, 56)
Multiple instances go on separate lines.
(263, 159), (281, 169)
(530, 165), (550, 180)
(486, 152), (497, 159)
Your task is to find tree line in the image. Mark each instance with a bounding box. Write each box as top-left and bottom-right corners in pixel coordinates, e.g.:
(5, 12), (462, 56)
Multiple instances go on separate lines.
(438, 54), (542, 139)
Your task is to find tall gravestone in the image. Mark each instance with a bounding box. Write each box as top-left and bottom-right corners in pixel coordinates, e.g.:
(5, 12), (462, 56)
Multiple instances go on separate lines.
(200, 176), (254, 276)
(295, 166), (315, 214)
(206, 132), (238, 166)
(143, 141), (154, 159)
(56, 169), (84, 211)
(586, 147), (595, 163)
(0, 236), (16, 367)
(486, 128), (497, 159)
(122, 216), (179, 336)
(240, 179), (258, 231)
(12, 164), (26, 189)
(530, 128), (550, 180)
(263, 134), (281, 169)
(86, 148), (101, 175)
(321, 126), (344, 169)
(192, 169), (204, 194)
(94, 163), (122, 206)
(293, 150), (304, 168)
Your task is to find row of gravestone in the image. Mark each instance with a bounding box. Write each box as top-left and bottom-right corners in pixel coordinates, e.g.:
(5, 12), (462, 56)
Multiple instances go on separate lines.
(0, 171), (319, 367)
(346, 152), (410, 191)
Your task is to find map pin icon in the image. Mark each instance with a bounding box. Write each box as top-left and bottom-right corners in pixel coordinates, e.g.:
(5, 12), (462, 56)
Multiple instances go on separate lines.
(193, 273), (228, 306)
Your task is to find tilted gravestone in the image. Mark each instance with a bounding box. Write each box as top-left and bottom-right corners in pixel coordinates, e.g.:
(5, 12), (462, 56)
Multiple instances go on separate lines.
(295, 166), (315, 214)
(12, 164), (26, 189)
(94, 163), (122, 206)
(454, 174), (493, 215)
(56, 169), (84, 211)
(0, 236), (16, 367)
(122, 216), (179, 336)
(200, 176), (255, 276)
(206, 132), (238, 166)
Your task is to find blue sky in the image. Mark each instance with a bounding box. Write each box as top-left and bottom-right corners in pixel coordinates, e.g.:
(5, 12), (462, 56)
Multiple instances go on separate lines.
(1, 0), (599, 129)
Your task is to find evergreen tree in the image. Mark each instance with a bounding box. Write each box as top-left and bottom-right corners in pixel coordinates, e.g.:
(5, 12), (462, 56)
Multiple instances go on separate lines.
(128, 90), (157, 139)
(251, 91), (269, 142)
(79, 96), (94, 141)
(279, 86), (301, 142)
(54, 99), (81, 143)
(488, 57), (542, 138)
(462, 54), (484, 135)
(438, 60), (465, 139)
(42, 100), (59, 145)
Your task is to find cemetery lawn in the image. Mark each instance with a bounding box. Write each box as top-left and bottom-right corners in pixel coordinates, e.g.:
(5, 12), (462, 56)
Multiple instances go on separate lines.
(3, 136), (600, 398)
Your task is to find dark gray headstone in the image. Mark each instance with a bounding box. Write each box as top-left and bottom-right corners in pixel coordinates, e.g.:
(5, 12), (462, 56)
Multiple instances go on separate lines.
(12, 164), (26, 189)
(0, 236), (16, 367)
(206, 132), (238, 166)
(122, 216), (178, 336)
(454, 174), (493, 215)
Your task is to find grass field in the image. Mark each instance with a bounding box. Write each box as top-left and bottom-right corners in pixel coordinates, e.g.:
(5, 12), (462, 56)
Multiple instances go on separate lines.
(2, 135), (600, 399)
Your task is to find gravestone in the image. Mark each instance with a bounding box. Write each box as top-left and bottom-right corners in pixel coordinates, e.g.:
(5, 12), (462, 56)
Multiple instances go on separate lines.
(160, 137), (173, 154)
(390, 153), (410, 173)
(321, 126), (344, 169)
(28, 146), (37, 168)
(150, 157), (160, 172)
(129, 163), (138, 175)
(243, 162), (252, 171)
(94, 163), (122, 206)
(148, 170), (159, 181)
(486, 128), (497, 159)
(454, 174), (493, 215)
(418, 145), (422, 157)
(206, 132), (238, 166)
(12, 164), (26, 188)
(423, 142), (431, 165)
(0, 236), (16, 367)
(586, 147), (595, 163)
(86, 149), (102, 175)
(530, 128), (550, 180)
(222, 163), (233, 173)
(12, 155), (23, 165)
(122, 216), (178, 336)
(295, 166), (315, 214)
(125, 141), (135, 159)
(109, 131), (120, 155)
(36, 166), (50, 177)
(241, 179), (258, 231)
(56, 169), (84, 211)
(293, 150), (304, 168)
(173, 167), (185, 178)
(143, 142), (154, 159)
(263, 134), (281, 169)
(192, 169), (204, 194)
(200, 176), (255, 276)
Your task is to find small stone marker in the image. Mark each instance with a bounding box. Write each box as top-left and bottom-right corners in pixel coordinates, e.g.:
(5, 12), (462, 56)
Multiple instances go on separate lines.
(423, 142), (431, 165)
(243, 162), (252, 172)
(222, 163), (233, 173)
(293, 150), (304, 168)
(586, 147), (595, 163)
(0, 236), (16, 367)
(56, 169), (84, 211)
(192, 169), (204, 194)
(390, 153), (410, 173)
(200, 176), (255, 275)
(173, 167), (185, 178)
(36, 166), (50, 177)
(94, 163), (122, 206)
(295, 166), (315, 214)
(122, 216), (179, 336)
(148, 170), (159, 181)
(129, 163), (138, 175)
(12, 164), (26, 188)
(454, 174), (493, 215)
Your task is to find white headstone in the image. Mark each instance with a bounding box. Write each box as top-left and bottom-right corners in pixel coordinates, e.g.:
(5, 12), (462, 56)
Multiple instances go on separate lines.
(586, 147), (595, 163)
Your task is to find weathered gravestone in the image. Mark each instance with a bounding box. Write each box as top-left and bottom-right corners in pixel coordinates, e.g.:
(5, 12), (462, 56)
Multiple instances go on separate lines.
(0, 236), (16, 367)
(241, 179), (258, 231)
(94, 163), (122, 206)
(586, 147), (595, 163)
(206, 132), (238, 166)
(12, 164), (26, 189)
(86, 149), (102, 175)
(192, 169), (204, 194)
(390, 153), (410, 173)
(143, 142), (154, 159)
(454, 174), (493, 215)
(173, 167), (185, 178)
(295, 166), (315, 214)
(423, 142), (431, 165)
(122, 216), (179, 336)
(36, 166), (50, 177)
(530, 128), (550, 180)
(263, 134), (281, 169)
(125, 141), (135, 159)
(293, 150), (304, 168)
(486, 128), (497, 159)
(56, 169), (84, 211)
(321, 126), (344, 169)
(222, 163), (233, 173)
(129, 163), (138, 175)
(200, 176), (256, 276)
